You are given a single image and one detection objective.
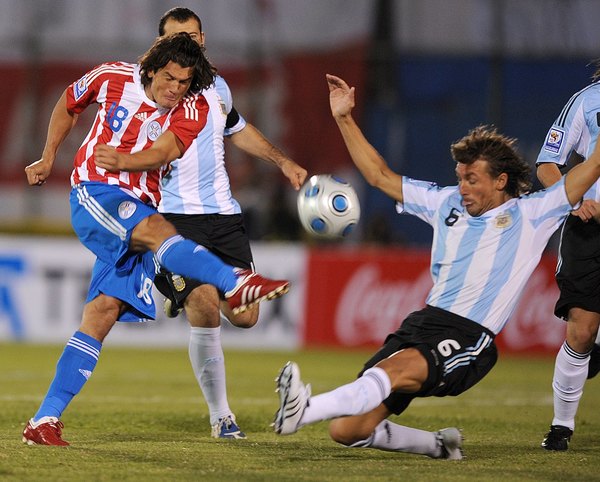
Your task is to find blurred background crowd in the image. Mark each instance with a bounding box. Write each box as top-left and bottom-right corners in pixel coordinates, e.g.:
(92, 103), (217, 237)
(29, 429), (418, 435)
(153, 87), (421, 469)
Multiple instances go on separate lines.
(2, 0), (600, 245)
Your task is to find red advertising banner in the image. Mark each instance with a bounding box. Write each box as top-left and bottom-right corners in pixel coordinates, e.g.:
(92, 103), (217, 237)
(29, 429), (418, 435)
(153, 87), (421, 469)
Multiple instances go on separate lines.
(303, 247), (565, 355)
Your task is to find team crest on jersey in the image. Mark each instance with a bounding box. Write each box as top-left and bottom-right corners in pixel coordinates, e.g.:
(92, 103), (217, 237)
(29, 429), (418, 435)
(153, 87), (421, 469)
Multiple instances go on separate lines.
(494, 213), (512, 229)
(147, 120), (162, 141)
(73, 75), (88, 101)
(543, 127), (564, 154)
(118, 201), (137, 220)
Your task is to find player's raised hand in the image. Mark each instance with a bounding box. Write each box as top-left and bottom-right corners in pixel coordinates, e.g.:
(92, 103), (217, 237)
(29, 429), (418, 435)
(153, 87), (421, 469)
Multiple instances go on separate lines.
(25, 159), (53, 186)
(94, 144), (122, 172)
(327, 74), (355, 119)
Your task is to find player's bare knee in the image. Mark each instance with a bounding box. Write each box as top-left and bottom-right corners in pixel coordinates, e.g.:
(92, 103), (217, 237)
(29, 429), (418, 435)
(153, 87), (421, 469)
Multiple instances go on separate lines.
(328, 419), (368, 446)
(567, 309), (600, 348)
(186, 287), (221, 327)
(80, 295), (121, 341)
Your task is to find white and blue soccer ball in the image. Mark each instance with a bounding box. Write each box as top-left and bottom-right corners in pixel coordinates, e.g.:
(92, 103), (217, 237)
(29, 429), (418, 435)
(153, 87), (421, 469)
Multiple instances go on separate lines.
(297, 174), (360, 239)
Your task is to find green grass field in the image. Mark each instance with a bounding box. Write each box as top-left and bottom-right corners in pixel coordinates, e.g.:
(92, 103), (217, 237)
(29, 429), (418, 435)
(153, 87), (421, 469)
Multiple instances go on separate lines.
(1, 344), (599, 481)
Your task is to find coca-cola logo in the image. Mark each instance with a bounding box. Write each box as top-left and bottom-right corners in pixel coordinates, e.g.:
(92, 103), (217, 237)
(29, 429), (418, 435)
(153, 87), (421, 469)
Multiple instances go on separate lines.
(334, 264), (432, 346)
(332, 261), (566, 352)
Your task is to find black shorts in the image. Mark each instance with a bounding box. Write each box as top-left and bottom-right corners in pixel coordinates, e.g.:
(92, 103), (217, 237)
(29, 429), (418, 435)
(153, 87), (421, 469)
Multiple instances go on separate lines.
(359, 305), (498, 415)
(554, 215), (600, 319)
(155, 213), (254, 302)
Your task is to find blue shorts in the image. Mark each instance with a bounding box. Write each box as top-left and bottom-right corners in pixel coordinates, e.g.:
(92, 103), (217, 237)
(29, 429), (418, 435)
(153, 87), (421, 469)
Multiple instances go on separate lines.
(70, 182), (159, 321)
(86, 254), (158, 322)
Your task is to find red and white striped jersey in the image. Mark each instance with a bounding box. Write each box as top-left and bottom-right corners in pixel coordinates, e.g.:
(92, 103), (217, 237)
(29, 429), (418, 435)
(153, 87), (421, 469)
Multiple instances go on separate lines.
(67, 61), (208, 207)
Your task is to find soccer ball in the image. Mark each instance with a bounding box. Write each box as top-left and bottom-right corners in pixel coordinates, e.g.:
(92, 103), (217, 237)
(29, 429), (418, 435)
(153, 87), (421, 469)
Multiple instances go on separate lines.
(297, 174), (360, 238)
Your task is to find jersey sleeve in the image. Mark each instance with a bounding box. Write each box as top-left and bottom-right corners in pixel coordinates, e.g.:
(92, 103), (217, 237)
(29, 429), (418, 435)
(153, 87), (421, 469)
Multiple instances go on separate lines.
(397, 177), (456, 226)
(520, 177), (572, 225)
(65, 63), (108, 114)
(215, 76), (246, 136)
(224, 106), (247, 136)
(168, 94), (210, 153)
(535, 87), (597, 167)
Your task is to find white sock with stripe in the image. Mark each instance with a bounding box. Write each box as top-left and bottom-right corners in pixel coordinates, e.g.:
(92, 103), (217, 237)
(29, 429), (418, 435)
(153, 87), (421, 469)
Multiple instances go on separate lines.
(300, 367), (392, 426)
(552, 341), (590, 430)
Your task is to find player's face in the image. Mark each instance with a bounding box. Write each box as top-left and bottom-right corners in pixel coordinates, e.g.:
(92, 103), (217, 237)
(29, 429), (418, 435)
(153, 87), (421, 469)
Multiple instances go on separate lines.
(456, 159), (507, 217)
(162, 18), (205, 46)
(146, 61), (194, 109)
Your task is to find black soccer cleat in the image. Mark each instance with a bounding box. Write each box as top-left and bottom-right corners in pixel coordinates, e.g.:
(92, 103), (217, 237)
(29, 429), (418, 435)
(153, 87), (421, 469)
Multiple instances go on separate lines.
(587, 344), (600, 379)
(541, 425), (573, 451)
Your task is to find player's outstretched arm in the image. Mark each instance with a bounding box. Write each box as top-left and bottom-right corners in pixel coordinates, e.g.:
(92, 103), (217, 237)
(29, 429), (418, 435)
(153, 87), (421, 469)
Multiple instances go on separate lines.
(564, 132), (600, 206)
(229, 124), (307, 190)
(25, 90), (77, 186)
(327, 74), (403, 203)
(95, 130), (185, 172)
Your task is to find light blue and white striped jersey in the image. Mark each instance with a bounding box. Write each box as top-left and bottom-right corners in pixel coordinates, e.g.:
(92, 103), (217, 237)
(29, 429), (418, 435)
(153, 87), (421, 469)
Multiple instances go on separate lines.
(158, 75), (246, 214)
(398, 177), (572, 334)
(536, 81), (600, 202)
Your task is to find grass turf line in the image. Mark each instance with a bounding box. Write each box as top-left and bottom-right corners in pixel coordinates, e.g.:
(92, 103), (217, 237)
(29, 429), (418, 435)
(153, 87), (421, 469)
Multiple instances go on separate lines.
(0, 344), (599, 481)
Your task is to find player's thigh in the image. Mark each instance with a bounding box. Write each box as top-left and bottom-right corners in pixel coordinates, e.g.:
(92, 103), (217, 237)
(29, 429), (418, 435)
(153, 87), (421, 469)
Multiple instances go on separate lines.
(376, 347), (429, 392)
(130, 213), (178, 252)
(70, 182), (160, 261)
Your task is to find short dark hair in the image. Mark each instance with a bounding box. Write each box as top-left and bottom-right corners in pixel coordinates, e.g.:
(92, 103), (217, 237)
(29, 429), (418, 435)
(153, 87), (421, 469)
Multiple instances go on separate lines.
(158, 7), (202, 36)
(451, 125), (532, 197)
(138, 32), (215, 93)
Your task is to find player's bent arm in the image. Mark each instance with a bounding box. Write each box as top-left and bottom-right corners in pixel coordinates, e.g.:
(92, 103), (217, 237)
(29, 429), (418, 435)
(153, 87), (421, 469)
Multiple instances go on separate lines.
(25, 90), (78, 185)
(536, 162), (562, 188)
(229, 124), (307, 190)
(564, 134), (600, 206)
(95, 131), (185, 172)
(334, 113), (403, 203)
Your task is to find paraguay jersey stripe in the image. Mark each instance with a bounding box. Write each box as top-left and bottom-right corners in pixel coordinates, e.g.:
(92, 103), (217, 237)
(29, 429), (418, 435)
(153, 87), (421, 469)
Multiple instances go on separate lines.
(67, 62), (208, 207)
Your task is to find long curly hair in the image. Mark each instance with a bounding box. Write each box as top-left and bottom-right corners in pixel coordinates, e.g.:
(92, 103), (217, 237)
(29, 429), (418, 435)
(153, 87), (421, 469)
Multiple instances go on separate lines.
(450, 125), (532, 197)
(138, 32), (215, 93)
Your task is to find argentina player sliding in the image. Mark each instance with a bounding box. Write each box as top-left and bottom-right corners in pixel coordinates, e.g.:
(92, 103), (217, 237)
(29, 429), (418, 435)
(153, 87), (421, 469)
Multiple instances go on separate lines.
(22, 33), (289, 446)
(273, 74), (600, 460)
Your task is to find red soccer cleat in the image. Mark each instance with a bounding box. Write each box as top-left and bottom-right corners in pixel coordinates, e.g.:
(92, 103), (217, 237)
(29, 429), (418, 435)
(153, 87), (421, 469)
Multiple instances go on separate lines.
(22, 417), (70, 446)
(225, 269), (290, 315)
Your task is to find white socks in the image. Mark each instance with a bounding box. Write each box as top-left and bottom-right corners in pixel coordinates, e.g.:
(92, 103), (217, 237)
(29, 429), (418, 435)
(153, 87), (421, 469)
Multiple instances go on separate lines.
(552, 342), (590, 430)
(300, 367), (392, 426)
(189, 326), (231, 425)
(353, 420), (441, 457)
